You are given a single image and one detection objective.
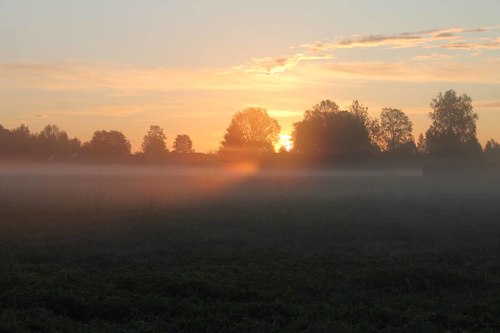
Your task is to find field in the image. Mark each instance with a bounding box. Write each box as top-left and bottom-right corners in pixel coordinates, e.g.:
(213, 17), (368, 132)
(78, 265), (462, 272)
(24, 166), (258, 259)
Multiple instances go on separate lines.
(0, 164), (499, 332)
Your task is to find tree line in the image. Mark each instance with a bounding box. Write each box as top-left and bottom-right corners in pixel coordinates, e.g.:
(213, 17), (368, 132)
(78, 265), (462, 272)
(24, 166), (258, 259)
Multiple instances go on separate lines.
(0, 124), (194, 162)
(220, 90), (500, 160)
(1, 89), (499, 162)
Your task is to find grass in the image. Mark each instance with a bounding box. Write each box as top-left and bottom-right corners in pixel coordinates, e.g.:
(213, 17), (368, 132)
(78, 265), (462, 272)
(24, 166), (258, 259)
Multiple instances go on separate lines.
(0, 169), (499, 332)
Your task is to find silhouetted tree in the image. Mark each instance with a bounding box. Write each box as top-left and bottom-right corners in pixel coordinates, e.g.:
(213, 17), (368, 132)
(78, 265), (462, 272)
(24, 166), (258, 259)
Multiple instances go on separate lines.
(84, 130), (131, 161)
(292, 100), (372, 156)
(220, 107), (280, 153)
(36, 124), (81, 159)
(379, 108), (415, 154)
(0, 124), (8, 157)
(142, 125), (167, 159)
(417, 133), (427, 155)
(292, 100), (340, 154)
(484, 139), (500, 160)
(173, 134), (194, 154)
(7, 124), (33, 157)
(348, 100), (380, 148)
(425, 90), (481, 157)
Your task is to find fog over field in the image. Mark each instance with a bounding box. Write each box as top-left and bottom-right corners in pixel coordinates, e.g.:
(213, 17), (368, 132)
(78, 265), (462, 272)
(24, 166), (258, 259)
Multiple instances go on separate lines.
(0, 162), (498, 211)
(1, 163), (499, 331)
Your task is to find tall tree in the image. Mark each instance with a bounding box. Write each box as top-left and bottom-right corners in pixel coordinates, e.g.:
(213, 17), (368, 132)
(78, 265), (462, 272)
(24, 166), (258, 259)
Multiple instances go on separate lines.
(425, 90), (481, 157)
(85, 130), (131, 160)
(292, 100), (372, 156)
(379, 108), (415, 154)
(220, 108), (280, 153)
(142, 125), (168, 159)
(293, 100), (340, 154)
(347, 100), (381, 149)
(173, 134), (194, 154)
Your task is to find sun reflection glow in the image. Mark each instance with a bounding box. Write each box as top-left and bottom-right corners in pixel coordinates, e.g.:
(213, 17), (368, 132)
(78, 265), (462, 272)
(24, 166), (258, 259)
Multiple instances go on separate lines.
(278, 134), (293, 152)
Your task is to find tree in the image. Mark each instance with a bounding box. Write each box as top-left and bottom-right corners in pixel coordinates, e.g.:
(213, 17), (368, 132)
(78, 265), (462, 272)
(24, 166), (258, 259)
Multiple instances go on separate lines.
(348, 100), (381, 149)
(220, 107), (280, 153)
(379, 108), (415, 154)
(39, 124), (68, 141)
(484, 139), (500, 159)
(0, 124), (8, 157)
(173, 134), (194, 154)
(417, 133), (427, 155)
(8, 124), (33, 156)
(292, 100), (340, 154)
(142, 125), (167, 159)
(85, 130), (131, 160)
(425, 90), (481, 157)
(292, 100), (372, 156)
(36, 124), (81, 158)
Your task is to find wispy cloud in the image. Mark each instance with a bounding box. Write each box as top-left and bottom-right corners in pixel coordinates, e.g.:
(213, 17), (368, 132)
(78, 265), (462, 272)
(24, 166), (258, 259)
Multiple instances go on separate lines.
(1, 26), (499, 103)
(301, 27), (473, 52)
(232, 53), (333, 76)
(476, 100), (500, 109)
(412, 53), (453, 61)
(316, 58), (500, 83)
(442, 38), (500, 50)
(232, 26), (499, 76)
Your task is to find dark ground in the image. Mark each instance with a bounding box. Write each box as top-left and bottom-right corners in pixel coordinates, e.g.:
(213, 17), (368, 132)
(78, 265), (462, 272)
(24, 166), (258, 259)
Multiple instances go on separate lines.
(0, 167), (499, 332)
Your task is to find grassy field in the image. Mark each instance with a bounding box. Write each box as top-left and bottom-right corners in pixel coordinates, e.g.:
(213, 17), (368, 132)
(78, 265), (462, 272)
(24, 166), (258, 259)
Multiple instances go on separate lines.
(0, 165), (499, 332)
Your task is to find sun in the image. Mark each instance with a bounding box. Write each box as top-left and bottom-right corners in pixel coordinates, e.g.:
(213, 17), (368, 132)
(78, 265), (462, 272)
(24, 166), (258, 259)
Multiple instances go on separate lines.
(278, 134), (293, 152)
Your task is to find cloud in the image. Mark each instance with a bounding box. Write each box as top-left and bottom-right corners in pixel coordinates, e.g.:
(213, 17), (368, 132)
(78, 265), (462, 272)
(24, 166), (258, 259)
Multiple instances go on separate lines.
(1, 26), (499, 104)
(233, 53), (333, 76)
(0, 61), (304, 96)
(304, 58), (500, 84)
(476, 101), (500, 109)
(412, 53), (453, 61)
(302, 27), (492, 52)
(234, 26), (498, 76)
(442, 38), (500, 50)
(43, 106), (144, 118)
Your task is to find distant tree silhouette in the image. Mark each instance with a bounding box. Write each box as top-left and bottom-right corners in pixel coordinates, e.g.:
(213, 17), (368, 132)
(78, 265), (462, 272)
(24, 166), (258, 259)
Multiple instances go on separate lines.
(425, 90), (481, 157)
(7, 124), (33, 157)
(84, 130), (131, 161)
(347, 100), (380, 148)
(0, 124), (8, 157)
(173, 134), (194, 154)
(484, 139), (500, 160)
(293, 100), (339, 154)
(220, 107), (280, 153)
(292, 100), (372, 156)
(379, 108), (415, 154)
(417, 133), (427, 155)
(36, 124), (81, 159)
(142, 125), (168, 159)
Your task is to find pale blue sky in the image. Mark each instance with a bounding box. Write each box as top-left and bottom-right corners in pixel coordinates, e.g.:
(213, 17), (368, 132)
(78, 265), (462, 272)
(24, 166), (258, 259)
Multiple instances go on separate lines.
(0, 0), (499, 151)
(2, 0), (499, 66)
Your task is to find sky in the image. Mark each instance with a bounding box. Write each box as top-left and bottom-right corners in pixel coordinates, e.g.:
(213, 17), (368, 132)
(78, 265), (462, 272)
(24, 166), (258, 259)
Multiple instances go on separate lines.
(1, 0), (499, 152)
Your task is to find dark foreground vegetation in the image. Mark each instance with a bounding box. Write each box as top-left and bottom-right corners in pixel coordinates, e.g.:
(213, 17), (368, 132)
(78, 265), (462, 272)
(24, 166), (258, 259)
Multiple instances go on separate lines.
(0, 170), (499, 332)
